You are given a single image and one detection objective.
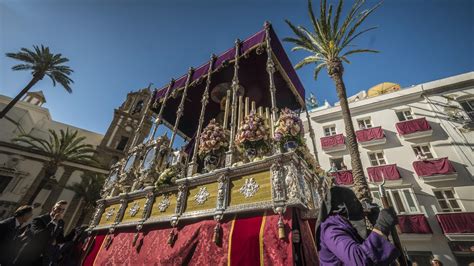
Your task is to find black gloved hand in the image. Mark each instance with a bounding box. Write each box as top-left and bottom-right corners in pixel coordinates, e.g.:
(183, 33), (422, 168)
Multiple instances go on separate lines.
(374, 207), (398, 236)
(364, 202), (380, 226)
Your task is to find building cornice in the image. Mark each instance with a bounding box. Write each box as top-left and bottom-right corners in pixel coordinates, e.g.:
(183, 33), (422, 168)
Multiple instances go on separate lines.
(0, 95), (52, 120)
(308, 72), (474, 123)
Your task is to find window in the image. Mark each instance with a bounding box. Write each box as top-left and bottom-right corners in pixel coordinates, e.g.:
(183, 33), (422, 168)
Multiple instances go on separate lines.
(116, 136), (129, 151)
(368, 151), (386, 166)
(323, 125), (336, 136)
(433, 189), (463, 212)
(357, 118), (372, 129)
(0, 175), (13, 193)
(459, 99), (474, 121)
(372, 188), (419, 213)
(396, 109), (414, 121)
(132, 100), (144, 115)
(406, 251), (433, 266)
(412, 144), (434, 159)
(329, 157), (346, 170)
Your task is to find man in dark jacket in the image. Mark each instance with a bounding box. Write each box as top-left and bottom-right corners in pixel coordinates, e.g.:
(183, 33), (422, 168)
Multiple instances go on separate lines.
(316, 186), (400, 265)
(0, 205), (33, 265)
(15, 200), (68, 266)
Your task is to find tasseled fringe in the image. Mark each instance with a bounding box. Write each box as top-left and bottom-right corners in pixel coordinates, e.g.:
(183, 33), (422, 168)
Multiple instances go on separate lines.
(213, 223), (222, 245)
(104, 234), (113, 250)
(132, 231), (140, 247)
(278, 215), (285, 240)
(167, 228), (177, 246)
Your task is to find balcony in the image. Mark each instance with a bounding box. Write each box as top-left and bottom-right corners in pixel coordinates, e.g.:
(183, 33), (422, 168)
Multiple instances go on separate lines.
(321, 134), (346, 152)
(398, 214), (433, 241)
(367, 164), (402, 186)
(413, 157), (457, 183)
(436, 212), (474, 241)
(396, 117), (433, 140)
(331, 170), (353, 186)
(356, 126), (386, 147)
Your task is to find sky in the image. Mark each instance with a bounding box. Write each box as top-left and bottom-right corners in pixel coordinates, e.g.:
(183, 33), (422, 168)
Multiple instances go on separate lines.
(1, 0), (473, 135)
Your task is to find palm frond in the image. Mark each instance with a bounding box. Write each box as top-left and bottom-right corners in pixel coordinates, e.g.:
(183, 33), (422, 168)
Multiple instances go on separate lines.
(14, 128), (96, 166)
(6, 44), (74, 93)
(285, 0), (381, 73)
(313, 63), (327, 80)
(342, 49), (379, 57)
(341, 1), (382, 48)
(340, 26), (378, 50)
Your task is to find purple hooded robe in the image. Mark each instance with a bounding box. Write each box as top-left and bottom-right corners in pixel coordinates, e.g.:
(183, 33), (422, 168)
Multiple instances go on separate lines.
(318, 215), (400, 265)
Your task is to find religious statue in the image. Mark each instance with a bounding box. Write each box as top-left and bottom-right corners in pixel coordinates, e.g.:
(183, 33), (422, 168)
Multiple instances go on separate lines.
(306, 93), (318, 110)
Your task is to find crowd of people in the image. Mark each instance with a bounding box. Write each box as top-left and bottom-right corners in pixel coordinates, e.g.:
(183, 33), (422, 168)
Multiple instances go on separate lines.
(0, 200), (87, 266)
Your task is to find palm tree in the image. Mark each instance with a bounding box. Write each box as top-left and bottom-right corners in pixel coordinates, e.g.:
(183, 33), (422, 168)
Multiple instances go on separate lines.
(285, 0), (381, 202)
(66, 173), (106, 226)
(14, 128), (97, 205)
(0, 45), (73, 119)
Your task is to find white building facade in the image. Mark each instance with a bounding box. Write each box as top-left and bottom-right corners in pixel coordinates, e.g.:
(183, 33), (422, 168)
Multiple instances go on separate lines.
(304, 72), (474, 265)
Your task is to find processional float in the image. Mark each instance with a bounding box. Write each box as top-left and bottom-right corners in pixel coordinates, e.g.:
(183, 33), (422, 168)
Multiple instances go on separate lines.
(83, 22), (325, 265)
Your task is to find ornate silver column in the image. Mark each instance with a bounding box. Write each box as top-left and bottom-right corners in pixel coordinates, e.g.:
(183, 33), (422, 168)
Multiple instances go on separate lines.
(169, 68), (194, 150)
(264, 22), (278, 138)
(132, 189), (155, 247)
(225, 39), (242, 167)
(187, 55), (216, 176)
(89, 199), (106, 228)
(129, 83), (154, 152)
(151, 79), (175, 140)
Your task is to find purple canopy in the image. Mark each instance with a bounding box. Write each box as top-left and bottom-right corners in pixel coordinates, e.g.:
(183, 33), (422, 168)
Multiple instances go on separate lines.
(152, 24), (306, 139)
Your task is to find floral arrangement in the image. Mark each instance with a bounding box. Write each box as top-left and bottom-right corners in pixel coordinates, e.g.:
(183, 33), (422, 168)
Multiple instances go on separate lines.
(296, 144), (321, 173)
(235, 112), (270, 151)
(273, 108), (304, 147)
(155, 167), (177, 188)
(198, 119), (228, 157)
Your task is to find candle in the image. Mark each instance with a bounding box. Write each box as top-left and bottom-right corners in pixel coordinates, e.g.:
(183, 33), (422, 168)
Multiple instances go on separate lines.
(238, 96), (243, 126)
(223, 89), (231, 129)
(251, 101), (256, 113)
(245, 97), (249, 117)
(265, 107), (270, 126)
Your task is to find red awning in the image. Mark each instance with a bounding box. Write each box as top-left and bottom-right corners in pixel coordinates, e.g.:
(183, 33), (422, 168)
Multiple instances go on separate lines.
(436, 212), (474, 234)
(413, 157), (456, 177)
(367, 164), (401, 182)
(396, 117), (431, 135)
(398, 214), (432, 234)
(331, 170), (353, 185)
(321, 134), (345, 149)
(356, 126), (384, 142)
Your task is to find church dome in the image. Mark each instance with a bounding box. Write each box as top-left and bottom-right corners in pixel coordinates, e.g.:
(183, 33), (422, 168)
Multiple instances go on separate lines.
(367, 82), (400, 98)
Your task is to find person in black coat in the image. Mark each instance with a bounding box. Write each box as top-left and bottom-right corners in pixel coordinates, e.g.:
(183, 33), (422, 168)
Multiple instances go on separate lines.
(15, 200), (68, 266)
(0, 205), (33, 266)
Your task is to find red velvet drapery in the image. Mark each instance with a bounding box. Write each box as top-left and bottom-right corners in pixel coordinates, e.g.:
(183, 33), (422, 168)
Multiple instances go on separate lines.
(436, 212), (474, 234)
(395, 117), (431, 135)
(367, 164), (401, 182)
(398, 214), (432, 234)
(321, 134), (345, 149)
(331, 170), (354, 185)
(356, 126), (384, 142)
(82, 234), (106, 266)
(413, 157), (456, 177)
(82, 209), (317, 265)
